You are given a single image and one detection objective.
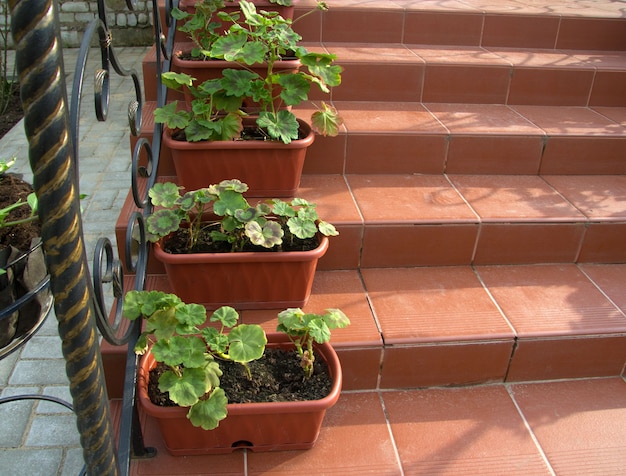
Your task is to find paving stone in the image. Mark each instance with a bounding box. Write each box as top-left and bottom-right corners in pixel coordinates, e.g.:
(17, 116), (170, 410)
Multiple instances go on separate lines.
(9, 360), (69, 386)
(0, 389), (35, 447)
(20, 336), (64, 360)
(0, 448), (63, 476)
(61, 447), (86, 476)
(25, 414), (80, 447)
(37, 386), (74, 415)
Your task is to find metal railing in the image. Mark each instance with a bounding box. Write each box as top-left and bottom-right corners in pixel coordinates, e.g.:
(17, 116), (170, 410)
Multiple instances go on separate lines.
(7, 0), (175, 473)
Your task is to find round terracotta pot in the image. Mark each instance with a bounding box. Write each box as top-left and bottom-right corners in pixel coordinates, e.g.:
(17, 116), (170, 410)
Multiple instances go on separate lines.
(164, 118), (314, 197)
(153, 234), (328, 309)
(137, 332), (342, 455)
(0, 239), (52, 359)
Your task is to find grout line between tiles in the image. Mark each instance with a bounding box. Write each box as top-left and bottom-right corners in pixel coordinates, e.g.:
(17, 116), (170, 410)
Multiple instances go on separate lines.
(377, 391), (405, 476)
(577, 264), (626, 320)
(355, 269), (386, 392)
(505, 384), (557, 476)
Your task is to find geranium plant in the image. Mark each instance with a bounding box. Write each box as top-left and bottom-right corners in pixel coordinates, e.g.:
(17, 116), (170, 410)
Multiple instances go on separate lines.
(157, 0), (343, 143)
(123, 290), (267, 429)
(145, 179), (338, 252)
(277, 307), (350, 378)
(0, 158), (38, 231)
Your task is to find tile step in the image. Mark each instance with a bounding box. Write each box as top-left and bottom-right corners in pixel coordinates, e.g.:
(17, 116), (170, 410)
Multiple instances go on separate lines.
(158, 0), (626, 51)
(142, 43), (626, 106)
(102, 263), (626, 399)
(119, 377), (626, 475)
(115, 173), (626, 271)
(133, 100), (626, 177)
(293, 0), (626, 51)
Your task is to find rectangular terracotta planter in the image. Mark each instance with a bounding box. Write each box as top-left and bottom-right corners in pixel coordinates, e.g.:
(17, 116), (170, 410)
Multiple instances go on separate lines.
(153, 234), (328, 309)
(164, 119), (314, 197)
(137, 333), (342, 455)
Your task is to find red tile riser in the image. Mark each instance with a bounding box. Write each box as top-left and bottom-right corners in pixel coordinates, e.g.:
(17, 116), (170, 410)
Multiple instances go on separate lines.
(507, 68), (595, 106)
(589, 71), (626, 107)
(332, 63), (423, 102)
(422, 65), (511, 104)
(361, 224), (478, 268)
(380, 341), (514, 388)
(403, 12), (483, 46)
(473, 223), (586, 265)
(557, 18), (626, 51)
(482, 14), (560, 49)
(577, 222), (626, 263)
(505, 335), (626, 382)
(539, 137), (626, 175)
(345, 133), (447, 174)
(445, 135), (544, 174)
(321, 9), (404, 43)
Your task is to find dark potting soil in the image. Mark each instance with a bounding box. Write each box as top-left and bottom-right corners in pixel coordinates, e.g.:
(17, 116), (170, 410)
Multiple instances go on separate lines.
(0, 174), (41, 252)
(171, 125), (308, 143)
(148, 347), (332, 407)
(0, 85), (23, 139)
(162, 227), (319, 254)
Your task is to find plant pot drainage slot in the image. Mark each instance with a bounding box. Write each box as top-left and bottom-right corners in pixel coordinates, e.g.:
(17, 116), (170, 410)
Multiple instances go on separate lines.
(232, 440), (253, 449)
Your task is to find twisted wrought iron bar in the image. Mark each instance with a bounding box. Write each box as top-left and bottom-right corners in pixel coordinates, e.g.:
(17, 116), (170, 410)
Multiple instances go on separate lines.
(8, 0), (119, 473)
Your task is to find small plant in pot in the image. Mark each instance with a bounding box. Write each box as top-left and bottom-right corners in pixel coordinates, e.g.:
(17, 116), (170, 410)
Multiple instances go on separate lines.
(124, 290), (267, 430)
(162, 0), (342, 143)
(0, 158), (51, 355)
(124, 289), (349, 454)
(277, 307), (350, 379)
(144, 179), (338, 308)
(174, 0), (298, 46)
(157, 0), (343, 194)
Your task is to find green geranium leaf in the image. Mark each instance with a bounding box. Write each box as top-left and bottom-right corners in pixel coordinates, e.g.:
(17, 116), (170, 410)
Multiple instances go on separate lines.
(307, 318), (331, 344)
(197, 78), (224, 96)
(245, 221), (284, 248)
(154, 101), (190, 130)
(133, 333), (149, 355)
(149, 182), (182, 207)
(210, 32), (247, 61)
(287, 216), (318, 239)
(161, 71), (195, 89)
(187, 387), (228, 430)
(318, 220), (339, 237)
(234, 206), (259, 223)
(271, 199), (296, 218)
(144, 308), (178, 340)
(323, 308), (351, 330)
(159, 366), (208, 407)
(311, 102), (343, 137)
(210, 306), (240, 328)
(146, 209), (181, 239)
(257, 110), (299, 144)
(175, 303), (207, 328)
(152, 335), (206, 368)
(299, 52), (342, 89)
(278, 73), (310, 106)
(227, 324), (267, 363)
(213, 189), (249, 216)
(213, 91), (245, 113)
(221, 69), (257, 97)
(238, 41), (268, 65)
(203, 327), (230, 354)
(185, 119), (221, 142)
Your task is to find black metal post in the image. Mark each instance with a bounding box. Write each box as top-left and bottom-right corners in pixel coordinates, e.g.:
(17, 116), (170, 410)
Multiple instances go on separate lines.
(8, 0), (119, 473)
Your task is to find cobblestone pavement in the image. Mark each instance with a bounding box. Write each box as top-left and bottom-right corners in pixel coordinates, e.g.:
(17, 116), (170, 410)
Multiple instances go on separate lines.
(0, 45), (150, 476)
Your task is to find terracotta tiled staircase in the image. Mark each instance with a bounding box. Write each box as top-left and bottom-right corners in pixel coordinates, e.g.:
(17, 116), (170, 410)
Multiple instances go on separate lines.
(110, 0), (626, 473)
